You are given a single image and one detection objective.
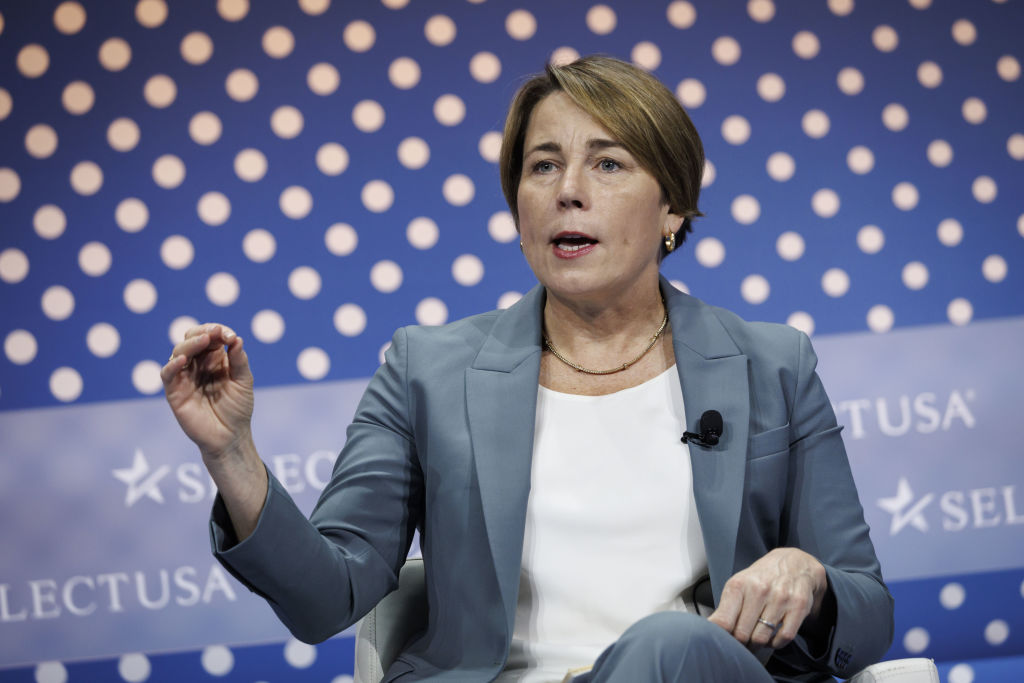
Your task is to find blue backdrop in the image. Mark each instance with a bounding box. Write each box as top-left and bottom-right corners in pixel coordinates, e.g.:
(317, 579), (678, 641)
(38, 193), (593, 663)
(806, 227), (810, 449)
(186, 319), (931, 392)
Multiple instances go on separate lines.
(1, 0), (1021, 681)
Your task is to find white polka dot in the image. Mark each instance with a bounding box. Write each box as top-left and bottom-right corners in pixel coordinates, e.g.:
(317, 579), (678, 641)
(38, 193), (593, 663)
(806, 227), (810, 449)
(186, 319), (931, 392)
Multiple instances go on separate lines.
(118, 653), (151, 682)
(962, 97), (987, 124)
(271, 105), (304, 138)
(353, 100), (385, 132)
(792, 31), (820, 59)
(50, 367), (83, 402)
(434, 94), (465, 127)
(787, 311), (815, 336)
(858, 225), (885, 253)
(0, 88), (11, 120)
(836, 66), (864, 95)
(828, 0), (854, 16)
(902, 627), (929, 653)
(731, 194), (760, 224)
(143, 74), (177, 108)
(470, 52), (501, 82)
(305, 62), (340, 96)
(452, 254), (484, 286)
(938, 219), (963, 247)
(812, 188), (840, 218)
(98, 37), (131, 72)
(940, 583), (966, 609)
(489, 211), (517, 243)
(867, 305), (894, 333)
(169, 317), (199, 345)
(702, 159), (716, 187)
(153, 154), (185, 189)
(262, 26), (294, 59)
(982, 254), (1007, 282)
(721, 115), (751, 145)
(70, 161), (103, 196)
(197, 191), (231, 226)
(297, 348), (330, 381)
(4, 330), (37, 365)
(847, 146), (874, 174)
(161, 235), (194, 269)
(415, 297), (448, 326)
(776, 231), (805, 260)
(695, 237), (725, 268)
(107, 117), (140, 152)
(42, 285), (75, 320)
(908, 0), (931, 8)
(872, 25), (898, 52)
(667, 1), (697, 29)
(741, 274), (770, 304)
(0, 168), (21, 202)
(632, 41), (664, 71)
(78, 242), (111, 277)
(288, 266), (321, 300)
(902, 261), (929, 290)
(217, 0), (248, 21)
(18, 44), (50, 78)
(972, 176), (997, 203)
(927, 139), (953, 167)
(62, 81), (95, 115)
(882, 103), (909, 131)
(325, 223), (357, 256)
(822, 268), (849, 297)
(951, 18), (976, 45)
(498, 291), (523, 309)
(299, 0), (330, 14)
(201, 645), (233, 676)
(317, 143), (348, 176)
(479, 131), (502, 163)
(132, 361), (162, 395)
(362, 180), (394, 212)
(1008, 133), (1024, 160)
(747, 0), (775, 22)
(54, 2), (87, 34)
(587, 5), (617, 35)
(549, 47), (580, 67)
(136, 0), (167, 28)
(948, 664), (974, 683)
(985, 620), (1009, 646)
(443, 174), (474, 206)
(189, 111), (222, 146)
(370, 260), (403, 293)
(34, 661), (68, 683)
(124, 279), (157, 313)
(506, 9), (537, 40)
(284, 639), (317, 669)
(87, 323), (120, 357)
(280, 186), (313, 219)
(397, 137), (429, 169)
(947, 298), (973, 325)
(1019, 214), (1024, 238)
(389, 57), (421, 89)
(757, 73), (785, 102)
(206, 272), (239, 306)
(712, 36), (741, 66)
(997, 55), (1021, 82)
(676, 78), (706, 108)
(251, 310), (284, 343)
(25, 124), (58, 159)
(892, 182), (919, 210)
(225, 69), (259, 101)
(34, 205), (67, 239)
(334, 304), (367, 337)
(180, 31), (214, 65)
(425, 14), (456, 46)
(235, 148), (267, 182)
(343, 20), (375, 52)
(407, 217), (439, 249)
(916, 61), (942, 89)
(802, 109), (830, 138)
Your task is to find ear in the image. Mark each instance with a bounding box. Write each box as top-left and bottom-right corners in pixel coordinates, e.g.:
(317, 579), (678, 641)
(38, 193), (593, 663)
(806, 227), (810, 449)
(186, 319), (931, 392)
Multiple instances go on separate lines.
(662, 209), (685, 239)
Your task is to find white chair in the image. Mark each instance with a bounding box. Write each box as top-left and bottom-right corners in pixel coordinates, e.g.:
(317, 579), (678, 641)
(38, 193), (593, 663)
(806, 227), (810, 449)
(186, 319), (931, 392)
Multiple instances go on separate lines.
(354, 559), (938, 683)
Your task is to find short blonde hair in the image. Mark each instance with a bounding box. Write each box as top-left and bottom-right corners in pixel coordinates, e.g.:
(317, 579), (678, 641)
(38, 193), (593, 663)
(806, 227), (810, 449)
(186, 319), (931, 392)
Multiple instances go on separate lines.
(499, 55), (705, 250)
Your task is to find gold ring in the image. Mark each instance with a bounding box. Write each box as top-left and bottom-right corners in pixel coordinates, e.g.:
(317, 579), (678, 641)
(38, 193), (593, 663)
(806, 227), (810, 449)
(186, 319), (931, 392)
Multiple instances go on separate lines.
(757, 617), (777, 630)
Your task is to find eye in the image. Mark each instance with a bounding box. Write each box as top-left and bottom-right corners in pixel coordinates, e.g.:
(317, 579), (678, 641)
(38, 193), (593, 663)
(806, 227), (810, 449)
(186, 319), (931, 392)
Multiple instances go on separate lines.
(532, 160), (556, 174)
(598, 158), (621, 172)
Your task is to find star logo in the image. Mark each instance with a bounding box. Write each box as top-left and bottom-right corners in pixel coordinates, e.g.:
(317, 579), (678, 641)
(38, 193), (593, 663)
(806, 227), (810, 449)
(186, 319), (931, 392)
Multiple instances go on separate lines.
(112, 449), (171, 506)
(877, 477), (933, 535)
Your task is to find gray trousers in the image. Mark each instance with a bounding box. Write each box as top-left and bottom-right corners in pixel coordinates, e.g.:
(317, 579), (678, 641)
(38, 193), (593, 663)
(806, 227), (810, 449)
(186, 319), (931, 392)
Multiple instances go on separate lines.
(576, 612), (776, 683)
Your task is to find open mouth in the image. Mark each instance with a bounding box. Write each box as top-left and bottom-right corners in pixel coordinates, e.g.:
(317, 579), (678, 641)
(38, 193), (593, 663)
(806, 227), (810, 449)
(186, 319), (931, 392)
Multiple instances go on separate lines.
(552, 233), (599, 253)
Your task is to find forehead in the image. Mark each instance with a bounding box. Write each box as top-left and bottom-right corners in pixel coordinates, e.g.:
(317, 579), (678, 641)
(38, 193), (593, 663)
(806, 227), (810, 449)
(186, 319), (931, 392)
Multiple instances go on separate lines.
(523, 92), (614, 144)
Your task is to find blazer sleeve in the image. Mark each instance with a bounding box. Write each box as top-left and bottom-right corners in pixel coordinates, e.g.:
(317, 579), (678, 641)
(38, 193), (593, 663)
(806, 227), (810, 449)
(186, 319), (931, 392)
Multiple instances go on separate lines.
(771, 331), (894, 678)
(209, 327), (424, 643)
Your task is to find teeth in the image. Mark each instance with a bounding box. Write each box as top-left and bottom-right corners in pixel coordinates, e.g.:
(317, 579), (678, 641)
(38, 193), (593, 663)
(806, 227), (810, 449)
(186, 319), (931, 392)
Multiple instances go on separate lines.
(557, 243), (587, 252)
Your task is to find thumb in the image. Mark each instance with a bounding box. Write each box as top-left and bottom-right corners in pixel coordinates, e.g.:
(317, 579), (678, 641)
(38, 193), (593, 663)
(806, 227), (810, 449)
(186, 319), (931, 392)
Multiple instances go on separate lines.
(226, 335), (252, 383)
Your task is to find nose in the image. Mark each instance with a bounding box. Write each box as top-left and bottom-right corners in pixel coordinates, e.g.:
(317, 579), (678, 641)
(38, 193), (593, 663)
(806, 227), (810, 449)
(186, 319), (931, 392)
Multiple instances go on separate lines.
(556, 164), (588, 211)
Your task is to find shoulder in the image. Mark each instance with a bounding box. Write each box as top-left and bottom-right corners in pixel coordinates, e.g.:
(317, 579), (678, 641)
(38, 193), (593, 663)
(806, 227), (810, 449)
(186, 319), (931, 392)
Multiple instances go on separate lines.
(707, 303), (807, 361)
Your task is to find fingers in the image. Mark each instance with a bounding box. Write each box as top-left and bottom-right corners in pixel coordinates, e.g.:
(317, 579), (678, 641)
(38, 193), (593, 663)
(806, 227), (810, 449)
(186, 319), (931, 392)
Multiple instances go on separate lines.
(226, 334), (252, 382)
(163, 323), (244, 387)
(183, 322), (238, 343)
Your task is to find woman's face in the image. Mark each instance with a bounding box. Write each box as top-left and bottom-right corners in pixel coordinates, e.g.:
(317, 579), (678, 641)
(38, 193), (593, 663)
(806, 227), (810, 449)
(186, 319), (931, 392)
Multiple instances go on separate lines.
(517, 92), (683, 304)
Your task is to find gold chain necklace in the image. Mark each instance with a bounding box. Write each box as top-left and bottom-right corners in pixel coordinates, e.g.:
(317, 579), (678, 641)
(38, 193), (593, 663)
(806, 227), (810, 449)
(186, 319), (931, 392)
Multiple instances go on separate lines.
(543, 299), (669, 375)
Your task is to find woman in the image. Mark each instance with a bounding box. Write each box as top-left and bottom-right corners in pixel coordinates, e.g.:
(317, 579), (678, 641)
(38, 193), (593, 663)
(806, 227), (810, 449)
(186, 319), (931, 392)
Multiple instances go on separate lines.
(163, 56), (892, 682)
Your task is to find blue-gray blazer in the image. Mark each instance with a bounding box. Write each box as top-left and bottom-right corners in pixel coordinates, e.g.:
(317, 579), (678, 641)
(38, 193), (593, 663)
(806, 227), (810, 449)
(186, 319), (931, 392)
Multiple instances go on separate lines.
(213, 277), (893, 682)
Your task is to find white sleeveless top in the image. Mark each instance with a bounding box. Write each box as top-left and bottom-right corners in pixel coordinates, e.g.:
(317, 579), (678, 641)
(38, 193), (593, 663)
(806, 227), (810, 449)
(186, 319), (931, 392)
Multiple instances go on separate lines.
(497, 366), (708, 682)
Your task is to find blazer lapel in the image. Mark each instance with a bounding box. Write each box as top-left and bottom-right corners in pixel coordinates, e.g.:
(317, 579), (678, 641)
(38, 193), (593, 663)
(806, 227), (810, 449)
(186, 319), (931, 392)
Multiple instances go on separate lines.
(662, 278), (750, 603)
(465, 285), (544, 636)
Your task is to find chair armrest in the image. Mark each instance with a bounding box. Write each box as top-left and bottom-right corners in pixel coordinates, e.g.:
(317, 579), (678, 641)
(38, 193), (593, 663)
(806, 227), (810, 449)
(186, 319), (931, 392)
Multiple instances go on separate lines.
(847, 658), (938, 683)
(354, 559), (427, 683)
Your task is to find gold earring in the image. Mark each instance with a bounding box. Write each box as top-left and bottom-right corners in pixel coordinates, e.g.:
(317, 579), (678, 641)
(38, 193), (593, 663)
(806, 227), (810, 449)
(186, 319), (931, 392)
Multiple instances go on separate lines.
(520, 240), (524, 252)
(663, 232), (676, 253)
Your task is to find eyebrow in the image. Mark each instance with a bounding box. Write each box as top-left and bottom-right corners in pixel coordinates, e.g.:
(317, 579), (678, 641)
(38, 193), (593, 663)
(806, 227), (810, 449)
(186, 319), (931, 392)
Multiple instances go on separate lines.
(523, 138), (626, 158)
